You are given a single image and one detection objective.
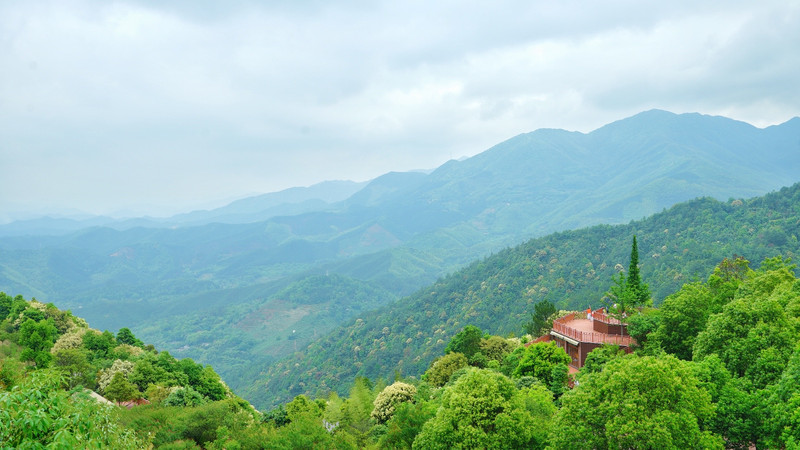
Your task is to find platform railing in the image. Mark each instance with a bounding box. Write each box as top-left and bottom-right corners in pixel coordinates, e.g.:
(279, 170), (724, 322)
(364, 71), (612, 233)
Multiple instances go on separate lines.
(552, 313), (634, 346)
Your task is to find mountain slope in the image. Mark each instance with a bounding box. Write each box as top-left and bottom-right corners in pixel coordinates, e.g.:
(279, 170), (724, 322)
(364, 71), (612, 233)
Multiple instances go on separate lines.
(254, 182), (800, 408)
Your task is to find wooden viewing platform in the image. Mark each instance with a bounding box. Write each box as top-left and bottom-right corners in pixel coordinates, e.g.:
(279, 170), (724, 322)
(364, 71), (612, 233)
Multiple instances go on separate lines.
(551, 313), (634, 346)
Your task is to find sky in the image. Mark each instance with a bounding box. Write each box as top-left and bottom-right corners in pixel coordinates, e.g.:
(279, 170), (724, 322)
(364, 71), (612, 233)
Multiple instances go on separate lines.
(2, 0), (799, 220)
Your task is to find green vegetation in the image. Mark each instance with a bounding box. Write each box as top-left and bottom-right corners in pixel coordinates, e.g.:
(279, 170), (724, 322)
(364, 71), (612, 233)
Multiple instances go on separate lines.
(524, 299), (556, 337)
(2, 250), (800, 447)
(0, 294), (257, 448)
(0, 370), (144, 448)
(371, 381), (417, 423)
(413, 368), (545, 449)
(551, 355), (722, 449)
(262, 183), (800, 408)
(605, 235), (652, 316)
(246, 255), (800, 448)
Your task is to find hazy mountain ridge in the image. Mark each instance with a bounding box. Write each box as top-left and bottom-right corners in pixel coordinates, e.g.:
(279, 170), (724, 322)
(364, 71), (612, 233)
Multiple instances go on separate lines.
(0, 180), (368, 236)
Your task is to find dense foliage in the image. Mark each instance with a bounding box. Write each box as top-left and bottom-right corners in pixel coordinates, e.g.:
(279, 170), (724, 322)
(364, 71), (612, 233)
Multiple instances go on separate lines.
(2, 253), (800, 447)
(0, 294), (253, 448)
(248, 255), (799, 448)
(262, 183), (800, 407)
(0, 370), (144, 448)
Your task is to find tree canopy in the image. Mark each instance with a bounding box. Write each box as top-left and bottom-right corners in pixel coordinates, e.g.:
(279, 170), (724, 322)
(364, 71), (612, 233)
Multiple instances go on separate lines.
(414, 368), (547, 449)
(550, 355), (722, 449)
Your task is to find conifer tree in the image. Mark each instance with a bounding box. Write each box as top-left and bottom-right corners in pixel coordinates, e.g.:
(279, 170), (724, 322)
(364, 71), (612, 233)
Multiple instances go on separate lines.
(605, 236), (651, 317)
(625, 235), (650, 304)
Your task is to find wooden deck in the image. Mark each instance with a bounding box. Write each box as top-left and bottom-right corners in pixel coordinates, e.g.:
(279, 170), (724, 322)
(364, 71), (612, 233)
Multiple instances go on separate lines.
(552, 313), (634, 346)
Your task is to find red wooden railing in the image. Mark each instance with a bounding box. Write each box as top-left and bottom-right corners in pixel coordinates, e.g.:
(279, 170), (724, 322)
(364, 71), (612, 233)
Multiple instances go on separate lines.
(591, 309), (626, 325)
(552, 313), (634, 346)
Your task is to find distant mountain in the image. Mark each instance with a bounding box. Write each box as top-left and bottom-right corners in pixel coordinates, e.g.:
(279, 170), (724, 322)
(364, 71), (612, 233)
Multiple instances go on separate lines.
(255, 183), (800, 409)
(0, 180), (367, 236)
(166, 180), (368, 226)
(1, 110), (798, 409)
(0, 215), (120, 237)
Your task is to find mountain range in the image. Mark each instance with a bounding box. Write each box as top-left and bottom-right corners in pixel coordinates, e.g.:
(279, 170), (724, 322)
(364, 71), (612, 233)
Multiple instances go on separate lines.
(1, 109), (798, 408)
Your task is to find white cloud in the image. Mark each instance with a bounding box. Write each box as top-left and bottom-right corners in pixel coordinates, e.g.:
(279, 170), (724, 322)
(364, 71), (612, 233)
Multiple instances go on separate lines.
(1, 0), (798, 218)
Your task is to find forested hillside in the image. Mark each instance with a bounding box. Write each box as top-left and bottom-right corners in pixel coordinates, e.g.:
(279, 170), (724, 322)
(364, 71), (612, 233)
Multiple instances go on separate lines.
(0, 294), (259, 448)
(5, 253), (799, 448)
(256, 183), (800, 408)
(156, 255), (800, 448)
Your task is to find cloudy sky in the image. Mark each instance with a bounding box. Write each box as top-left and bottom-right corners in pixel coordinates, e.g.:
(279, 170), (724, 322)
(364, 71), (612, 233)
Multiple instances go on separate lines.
(2, 0), (799, 219)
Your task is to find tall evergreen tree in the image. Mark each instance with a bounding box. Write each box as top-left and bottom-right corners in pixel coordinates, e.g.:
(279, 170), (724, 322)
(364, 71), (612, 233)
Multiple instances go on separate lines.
(605, 236), (651, 317)
(625, 235), (650, 304)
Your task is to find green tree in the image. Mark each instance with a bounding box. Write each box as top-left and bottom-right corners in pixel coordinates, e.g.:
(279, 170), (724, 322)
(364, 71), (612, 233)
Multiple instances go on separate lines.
(194, 366), (227, 401)
(652, 282), (713, 359)
(524, 300), (556, 337)
(549, 355), (722, 449)
(625, 235), (650, 303)
(262, 405), (290, 427)
(380, 400), (437, 449)
(52, 347), (94, 388)
(18, 317), (58, 368)
(605, 236), (651, 317)
(104, 372), (140, 402)
(693, 266), (796, 388)
(264, 409), (352, 449)
(341, 377), (377, 445)
(512, 341), (570, 391)
(116, 327), (143, 347)
(413, 368), (543, 449)
(766, 344), (800, 448)
(145, 384), (170, 405)
(706, 256), (751, 307)
(0, 292), (12, 321)
(285, 394), (321, 421)
(164, 386), (207, 407)
(693, 354), (762, 448)
(0, 358), (24, 390)
(625, 307), (661, 351)
(6, 295), (29, 321)
(444, 325), (483, 359)
(423, 352), (468, 387)
(371, 381), (417, 423)
(83, 329), (116, 358)
(580, 344), (626, 375)
(129, 355), (169, 392)
(479, 336), (515, 363)
(520, 383), (557, 447)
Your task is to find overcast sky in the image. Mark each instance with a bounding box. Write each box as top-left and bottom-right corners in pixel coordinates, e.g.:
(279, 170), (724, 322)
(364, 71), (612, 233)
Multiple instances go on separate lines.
(2, 0), (799, 220)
